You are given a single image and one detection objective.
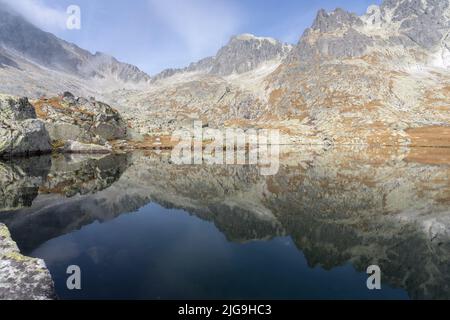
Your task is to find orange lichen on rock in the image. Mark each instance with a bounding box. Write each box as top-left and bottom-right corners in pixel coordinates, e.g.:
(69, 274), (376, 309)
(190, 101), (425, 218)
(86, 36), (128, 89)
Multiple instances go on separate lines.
(32, 97), (64, 119)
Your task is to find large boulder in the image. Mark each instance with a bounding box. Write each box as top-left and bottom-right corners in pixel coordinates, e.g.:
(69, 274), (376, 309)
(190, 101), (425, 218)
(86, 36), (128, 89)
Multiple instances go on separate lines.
(0, 95), (51, 157)
(44, 122), (86, 144)
(33, 92), (127, 147)
(0, 223), (55, 300)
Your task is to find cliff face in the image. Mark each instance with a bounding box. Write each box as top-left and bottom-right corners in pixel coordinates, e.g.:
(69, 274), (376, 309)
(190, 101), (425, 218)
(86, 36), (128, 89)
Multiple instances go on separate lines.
(291, 0), (449, 61)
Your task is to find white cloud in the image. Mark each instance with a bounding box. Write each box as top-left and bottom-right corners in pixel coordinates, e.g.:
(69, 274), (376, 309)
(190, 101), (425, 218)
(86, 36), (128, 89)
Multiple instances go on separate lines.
(1, 0), (67, 32)
(148, 0), (242, 59)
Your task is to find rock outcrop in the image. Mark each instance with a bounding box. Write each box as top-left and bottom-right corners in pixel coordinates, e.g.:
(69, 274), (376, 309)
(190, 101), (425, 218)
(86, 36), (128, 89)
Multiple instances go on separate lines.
(0, 95), (51, 157)
(0, 92), (127, 157)
(0, 223), (55, 300)
(33, 92), (127, 148)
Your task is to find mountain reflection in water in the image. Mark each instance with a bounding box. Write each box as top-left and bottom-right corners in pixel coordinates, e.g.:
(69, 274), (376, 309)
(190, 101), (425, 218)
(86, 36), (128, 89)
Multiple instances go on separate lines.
(0, 146), (449, 299)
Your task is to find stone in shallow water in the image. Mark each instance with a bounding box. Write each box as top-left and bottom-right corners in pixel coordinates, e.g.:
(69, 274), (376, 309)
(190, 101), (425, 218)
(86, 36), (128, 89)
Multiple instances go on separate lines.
(0, 223), (55, 300)
(64, 140), (112, 154)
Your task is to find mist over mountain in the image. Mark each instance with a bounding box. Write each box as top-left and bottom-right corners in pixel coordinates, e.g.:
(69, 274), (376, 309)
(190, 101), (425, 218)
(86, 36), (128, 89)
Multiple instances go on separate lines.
(0, 5), (151, 97)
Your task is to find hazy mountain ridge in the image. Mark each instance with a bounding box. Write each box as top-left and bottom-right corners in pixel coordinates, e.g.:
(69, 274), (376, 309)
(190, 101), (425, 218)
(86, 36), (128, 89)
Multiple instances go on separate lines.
(0, 6), (151, 98)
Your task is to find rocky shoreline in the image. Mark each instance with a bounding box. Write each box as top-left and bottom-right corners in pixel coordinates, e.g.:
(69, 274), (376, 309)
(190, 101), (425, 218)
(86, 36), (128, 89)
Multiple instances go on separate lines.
(2, 90), (450, 161)
(0, 223), (55, 300)
(0, 92), (127, 300)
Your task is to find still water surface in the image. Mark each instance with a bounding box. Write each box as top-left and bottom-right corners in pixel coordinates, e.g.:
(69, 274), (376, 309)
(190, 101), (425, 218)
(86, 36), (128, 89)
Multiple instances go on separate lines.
(1, 147), (449, 299)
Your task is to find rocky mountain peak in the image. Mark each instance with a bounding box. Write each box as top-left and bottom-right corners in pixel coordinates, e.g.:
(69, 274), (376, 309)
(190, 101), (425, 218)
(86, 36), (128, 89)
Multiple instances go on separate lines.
(231, 33), (279, 45)
(289, 0), (450, 63)
(152, 33), (292, 81)
(209, 33), (292, 75)
(311, 8), (363, 33)
(381, 0), (447, 13)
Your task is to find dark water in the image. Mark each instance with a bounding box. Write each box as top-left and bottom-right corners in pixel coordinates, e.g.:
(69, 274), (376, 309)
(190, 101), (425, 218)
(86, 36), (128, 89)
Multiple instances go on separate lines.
(31, 203), (406, 300)
(1, 148), (449, 299)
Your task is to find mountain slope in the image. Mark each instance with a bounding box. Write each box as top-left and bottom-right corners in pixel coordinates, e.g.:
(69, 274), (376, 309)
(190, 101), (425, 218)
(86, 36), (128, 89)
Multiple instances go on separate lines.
(110, 33), (294, 134)
(0, 6), (151, 98)
(112, 0), (449, 147)
(264, 0), (450, 144)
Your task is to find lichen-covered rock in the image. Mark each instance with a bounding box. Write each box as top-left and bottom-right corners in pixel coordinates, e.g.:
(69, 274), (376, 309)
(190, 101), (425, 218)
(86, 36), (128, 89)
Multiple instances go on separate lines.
(0, 95), (36, 121)
(0, 95), (51, 157)
(0, 223), (55, 300)
(32, 93), (127, 147)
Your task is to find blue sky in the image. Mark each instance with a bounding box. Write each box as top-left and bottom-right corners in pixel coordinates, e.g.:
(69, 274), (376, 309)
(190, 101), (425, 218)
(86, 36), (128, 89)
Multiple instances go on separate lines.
(3, 0), (382, 75)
